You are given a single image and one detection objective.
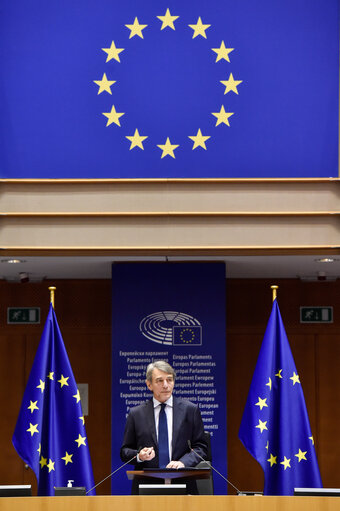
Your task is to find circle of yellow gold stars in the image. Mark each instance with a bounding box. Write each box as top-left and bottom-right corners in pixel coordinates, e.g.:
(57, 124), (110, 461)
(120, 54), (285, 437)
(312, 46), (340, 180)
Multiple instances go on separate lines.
(93, 8), (243, 159)
(179, 328), (195, 344)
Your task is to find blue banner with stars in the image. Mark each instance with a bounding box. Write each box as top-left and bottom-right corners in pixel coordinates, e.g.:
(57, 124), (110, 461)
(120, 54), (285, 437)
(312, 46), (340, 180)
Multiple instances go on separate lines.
(12, 304), (95, 496)
(0, 0), (338, 178)
(238, 298), (322, 495)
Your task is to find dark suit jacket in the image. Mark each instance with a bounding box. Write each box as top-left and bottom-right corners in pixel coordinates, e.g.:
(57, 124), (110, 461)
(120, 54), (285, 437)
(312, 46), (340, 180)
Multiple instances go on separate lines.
(120, 396), (208, 469)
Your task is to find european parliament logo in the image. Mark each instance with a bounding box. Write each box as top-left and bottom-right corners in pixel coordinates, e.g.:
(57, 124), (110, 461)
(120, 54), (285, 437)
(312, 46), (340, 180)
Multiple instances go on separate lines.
(139, 311), (202, 346)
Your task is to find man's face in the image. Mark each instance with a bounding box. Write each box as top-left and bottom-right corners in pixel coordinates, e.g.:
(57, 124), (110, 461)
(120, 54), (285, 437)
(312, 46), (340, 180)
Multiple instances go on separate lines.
(146, 368), (175, 403)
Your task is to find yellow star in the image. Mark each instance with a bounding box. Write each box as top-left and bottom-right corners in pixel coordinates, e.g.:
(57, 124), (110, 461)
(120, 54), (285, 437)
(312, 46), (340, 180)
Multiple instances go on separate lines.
(275, 369), (283, 379)
(267, 454), (277, 467)
(220, 73), (243, 95)
(102, 41), (124, 63)
(309, 436), (315, 445)
(255, 397), (268, 410)
(73, 389), (81, 403)
(103, 105), (125, 127)
(93, 73), (116, 95)
(58, 374), (69, 388)
(75, 434), (87, 448)
(188, 17), (211, 39)
(157, 137), (179, 159)
(295, 449), (307, 462)
(79, 416), (85, 425)
(255, 419), (268, 433)
(27, 423), (39, 437)
(266, 377), (272, 391)
(47, 459), (55, 472)
(28, 400), (39, 413)
(188, 129), (211, 150)
(125, 17), (148, 39)
(62, 452), (73, 465)
(265, 441), (269, 452)
(211, 41), (234, 63)
(36, 379), (45, 393)
(47, 372), (54, 380)
(126, 129), (148, 150)
(39, 456), (47, 469)
(290, 372), (300, 385)
(212, 105), (234, 127)
(157, 8), (179, 30)
(280, 456), (291, 470)
(37, 443), (41, 455)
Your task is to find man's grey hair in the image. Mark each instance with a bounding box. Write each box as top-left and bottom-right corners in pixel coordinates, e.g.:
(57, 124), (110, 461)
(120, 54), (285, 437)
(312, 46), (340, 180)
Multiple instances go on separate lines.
(146, 360), (176, 382)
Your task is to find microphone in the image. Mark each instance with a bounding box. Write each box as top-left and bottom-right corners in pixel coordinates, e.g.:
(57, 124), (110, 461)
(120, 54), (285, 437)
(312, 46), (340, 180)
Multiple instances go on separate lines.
(187, 440), (242, 495)
(86, 450), (140, 495)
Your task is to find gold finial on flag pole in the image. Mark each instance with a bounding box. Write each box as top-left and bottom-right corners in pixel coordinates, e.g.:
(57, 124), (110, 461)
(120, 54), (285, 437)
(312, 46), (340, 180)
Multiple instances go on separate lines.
(271, 285), (278, 302)
(49, 286), (56, 308)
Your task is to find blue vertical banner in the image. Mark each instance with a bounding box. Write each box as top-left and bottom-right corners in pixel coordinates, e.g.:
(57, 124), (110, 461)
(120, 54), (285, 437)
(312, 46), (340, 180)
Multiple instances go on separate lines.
(112, 263), (227, 494)
(0, 0), (338, 178)
(12, 304), (95, 496)
(239, 298), (322, 495)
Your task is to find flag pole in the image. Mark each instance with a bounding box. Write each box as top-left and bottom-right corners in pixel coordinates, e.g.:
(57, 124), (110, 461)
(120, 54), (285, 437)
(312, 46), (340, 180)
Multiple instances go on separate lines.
(271, 285), (278, 302)
(48, 286), (56, 308)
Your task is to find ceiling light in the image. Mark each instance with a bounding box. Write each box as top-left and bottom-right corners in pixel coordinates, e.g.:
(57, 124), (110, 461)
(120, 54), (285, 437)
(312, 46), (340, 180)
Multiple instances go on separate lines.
(1, 259), (26, 264)
(315, 258), (335, 263)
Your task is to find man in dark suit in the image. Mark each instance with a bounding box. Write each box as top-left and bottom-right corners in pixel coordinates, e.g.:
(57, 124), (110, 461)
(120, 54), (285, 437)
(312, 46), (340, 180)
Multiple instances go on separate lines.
(120, 360), (208, 493)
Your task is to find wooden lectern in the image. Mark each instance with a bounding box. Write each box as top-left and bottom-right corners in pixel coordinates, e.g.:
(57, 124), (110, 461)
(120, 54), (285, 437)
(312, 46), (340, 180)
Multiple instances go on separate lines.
(126, 468), (211, 494)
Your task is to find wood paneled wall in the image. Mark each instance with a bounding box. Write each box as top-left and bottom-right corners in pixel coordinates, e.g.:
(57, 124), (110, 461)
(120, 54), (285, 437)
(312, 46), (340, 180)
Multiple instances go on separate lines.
(0, 277), (339, 494)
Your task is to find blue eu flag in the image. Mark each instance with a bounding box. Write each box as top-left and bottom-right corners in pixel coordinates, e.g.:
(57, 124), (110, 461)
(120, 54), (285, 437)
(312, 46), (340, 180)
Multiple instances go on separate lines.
(12, 304), (95, 496)
(238, 299), (322, 495)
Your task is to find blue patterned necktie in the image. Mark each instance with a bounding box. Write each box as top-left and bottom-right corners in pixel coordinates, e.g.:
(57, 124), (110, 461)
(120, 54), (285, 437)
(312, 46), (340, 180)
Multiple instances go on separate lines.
(158, 403), (170, 467)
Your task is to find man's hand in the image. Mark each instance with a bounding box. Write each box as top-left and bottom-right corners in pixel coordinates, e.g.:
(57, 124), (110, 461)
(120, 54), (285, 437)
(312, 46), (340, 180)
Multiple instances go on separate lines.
(166, 460), (185, 469)
(138, 447), (155, 461)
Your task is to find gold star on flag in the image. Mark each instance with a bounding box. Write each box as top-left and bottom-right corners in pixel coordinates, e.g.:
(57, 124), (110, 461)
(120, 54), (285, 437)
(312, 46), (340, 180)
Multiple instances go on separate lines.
(309, 436), (315, 445)
(39, 456), (47, 469)
(37, 443), (41, 455)
(126, 129), (148, 150)
(102, 41), (124, 63)
(157, 137), (179, 159)
(27, 423), (39, 437)
(267, 454), (277, 467)
(103, 105), (125, 127)
(75, 434), (87, 448)
(62, 452), (73, 465)
(36, 379), (45, 393)
(125, 17), (148, 39)
(188, 129), (210, 150)
(290, 372), (300, 385)
(188, 17), (211, 39)
(275, 369), (283, 379)
(295, 449), (307, 462)
(47, 459), (55, 472)
(212, 105), (234, 127)
(28, 400), (39, 413)
(220, 73), (243, 95)
(58, 374), (69, 388)
(266, 377), (272, 391)
(79, 416), (85, 425)
(265, 441), (269, 451)
(47, 372), (54, 380)
(280, 456), (291, 470)
(73, 389), (81, 403)
(212, 41), (234, 63)
(255, 419), (268, 433)
(157, 8), (179, 30)
(255, 397), (268, 410)
(93, 73), (116, 95)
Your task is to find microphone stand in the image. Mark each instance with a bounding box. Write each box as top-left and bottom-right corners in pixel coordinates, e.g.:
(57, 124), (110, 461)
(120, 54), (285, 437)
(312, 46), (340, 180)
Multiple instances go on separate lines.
(86, 453), (137, 495)
(188, 441), (241, 495)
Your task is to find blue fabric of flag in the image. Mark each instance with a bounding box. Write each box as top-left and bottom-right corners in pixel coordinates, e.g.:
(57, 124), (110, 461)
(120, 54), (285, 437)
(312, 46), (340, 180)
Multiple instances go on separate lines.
(12, 304), (95, 496)
(0, 0), (338, 178)
(238, 299), (322, 495)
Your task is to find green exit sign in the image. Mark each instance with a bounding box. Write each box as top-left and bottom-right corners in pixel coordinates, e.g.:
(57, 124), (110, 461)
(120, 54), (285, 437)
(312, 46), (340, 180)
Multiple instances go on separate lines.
(7, 307), (40, 324)
(300, 306), (333, 323)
